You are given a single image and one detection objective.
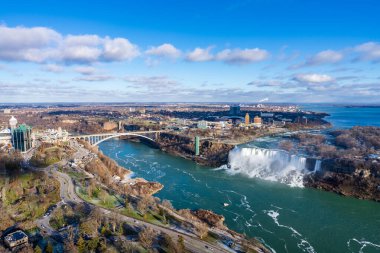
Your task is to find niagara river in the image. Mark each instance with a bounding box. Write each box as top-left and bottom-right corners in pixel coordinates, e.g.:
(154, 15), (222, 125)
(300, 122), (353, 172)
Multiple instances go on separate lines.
(99, 105), (380, 253)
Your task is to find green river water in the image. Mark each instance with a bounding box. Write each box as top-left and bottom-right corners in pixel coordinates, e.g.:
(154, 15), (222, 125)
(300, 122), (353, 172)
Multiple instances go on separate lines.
(99, 139), (380, 253)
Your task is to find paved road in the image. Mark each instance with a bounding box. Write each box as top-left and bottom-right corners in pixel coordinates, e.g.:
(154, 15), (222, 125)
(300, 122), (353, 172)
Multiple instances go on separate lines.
(56, 164), (233, 253)
(33, 142), (234, 253)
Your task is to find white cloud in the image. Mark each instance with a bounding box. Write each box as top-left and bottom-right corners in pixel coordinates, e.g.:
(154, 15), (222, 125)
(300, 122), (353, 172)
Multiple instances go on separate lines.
(62, 46), (102, 63)
(75, 75), (113, 82)
(354, 42), (380, 62)
(215, 48), (269, 64)
(0, 25), (61, 62)
(0, 25), (140, 64)
(294, 73), (335, 83)
(64, 35), (102, 46)
(103, 37), (140, 61)
(74, 66), (97, 75)
(124, 75), (179, 88)
(0, 25), (61, 50)
(145, 43), (181, 59)
(186, 47), (214, 62)
(307, 50), (344, 65)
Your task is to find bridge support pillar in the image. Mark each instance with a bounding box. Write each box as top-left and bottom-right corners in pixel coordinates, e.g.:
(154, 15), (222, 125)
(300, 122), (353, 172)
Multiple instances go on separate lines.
(195, 136), (200, 156)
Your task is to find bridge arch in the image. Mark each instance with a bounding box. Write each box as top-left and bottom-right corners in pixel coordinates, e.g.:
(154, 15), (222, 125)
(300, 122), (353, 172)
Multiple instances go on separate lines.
(92, 133), (156, 146)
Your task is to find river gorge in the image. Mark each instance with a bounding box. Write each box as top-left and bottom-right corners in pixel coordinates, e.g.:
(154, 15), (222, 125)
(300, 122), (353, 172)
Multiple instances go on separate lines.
(99, 105), (380, 253)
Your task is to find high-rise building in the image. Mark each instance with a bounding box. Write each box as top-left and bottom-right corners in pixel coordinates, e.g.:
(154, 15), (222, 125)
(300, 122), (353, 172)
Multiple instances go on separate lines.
(245, 113), (250, 125)
(229, 105), (241, 115)
(12, 124), (33, 152)
(253, 116), (262, 127)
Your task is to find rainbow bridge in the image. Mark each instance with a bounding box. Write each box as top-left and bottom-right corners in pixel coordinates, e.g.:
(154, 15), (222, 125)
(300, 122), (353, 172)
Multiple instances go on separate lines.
(69, 131), (164, 146)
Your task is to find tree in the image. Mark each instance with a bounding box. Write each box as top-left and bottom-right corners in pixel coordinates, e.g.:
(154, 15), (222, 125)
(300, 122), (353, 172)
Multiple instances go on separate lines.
(77, 236), (87, 253)
(34, 245), (42, 253)
(161, 234), (179, 253)
(279, 140), (294, 152)
(194, 222), (209, 239)
(161, 199), (174, 210)
(139, 227), (156, 249)
(177, 235), (185, 252)
(86, 237), (99, 251)
(80, 219), (98, 237)
(136, 198), (149, 216)
(45, 242), (53, 253)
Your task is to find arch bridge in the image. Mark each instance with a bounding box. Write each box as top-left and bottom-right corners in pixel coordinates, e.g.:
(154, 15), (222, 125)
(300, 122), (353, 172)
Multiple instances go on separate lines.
(69, 131), (164, 146)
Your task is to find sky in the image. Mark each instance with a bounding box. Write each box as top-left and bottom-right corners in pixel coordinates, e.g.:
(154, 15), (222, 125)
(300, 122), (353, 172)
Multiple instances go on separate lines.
(0, 0), (379, 103)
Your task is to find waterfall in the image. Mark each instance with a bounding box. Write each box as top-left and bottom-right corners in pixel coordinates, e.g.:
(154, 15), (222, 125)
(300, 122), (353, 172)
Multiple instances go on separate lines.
(313, 160), (321, 172)
(224, 147), (312, 187)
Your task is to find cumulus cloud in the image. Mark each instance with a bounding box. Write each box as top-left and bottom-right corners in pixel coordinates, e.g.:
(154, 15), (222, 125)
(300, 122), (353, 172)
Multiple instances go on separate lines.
(145, 43), (181, 59)
(103, 37), (140, 61)
(215, 48), (269, 64)
(307, 50), (344, 65)
(186, 47), (214, 62)
(0, 25), (140, 64)
(354, 42), (380, 62)
(294, 73), (335, 83)
(186, 47), (269, 64)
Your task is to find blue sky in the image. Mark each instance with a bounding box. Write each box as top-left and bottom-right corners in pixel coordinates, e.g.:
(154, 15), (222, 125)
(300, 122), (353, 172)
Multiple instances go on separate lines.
(0, 0), (379, 103)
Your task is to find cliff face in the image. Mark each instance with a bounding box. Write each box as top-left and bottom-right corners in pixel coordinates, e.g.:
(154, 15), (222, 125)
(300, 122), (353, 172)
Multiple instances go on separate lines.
(158, 133), (234, 167)
(191, 209), (226, 228)
(305, 158), (380, 201)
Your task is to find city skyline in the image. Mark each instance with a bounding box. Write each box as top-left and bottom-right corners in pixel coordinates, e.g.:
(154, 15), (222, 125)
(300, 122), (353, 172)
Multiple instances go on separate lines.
(1, 0), (380, 103)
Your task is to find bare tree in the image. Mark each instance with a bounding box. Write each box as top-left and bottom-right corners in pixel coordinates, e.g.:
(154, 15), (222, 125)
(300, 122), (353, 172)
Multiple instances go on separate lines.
(194, 222), (209, 239)
(139, 227), (156, 249)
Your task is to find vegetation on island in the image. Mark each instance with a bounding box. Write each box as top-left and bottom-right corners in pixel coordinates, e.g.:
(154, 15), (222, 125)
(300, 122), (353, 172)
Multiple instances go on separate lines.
(281, 127), (380, 201)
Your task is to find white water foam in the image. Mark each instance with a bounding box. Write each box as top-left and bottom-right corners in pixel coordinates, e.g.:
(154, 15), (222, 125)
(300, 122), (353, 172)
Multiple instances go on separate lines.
(222, 147), (319, 187)
(265, 209), (316, 253)
(347, 238), (380, 253)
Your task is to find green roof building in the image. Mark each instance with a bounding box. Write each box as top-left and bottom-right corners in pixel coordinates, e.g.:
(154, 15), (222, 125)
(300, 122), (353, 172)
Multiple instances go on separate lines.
(12, 124), (33, 152)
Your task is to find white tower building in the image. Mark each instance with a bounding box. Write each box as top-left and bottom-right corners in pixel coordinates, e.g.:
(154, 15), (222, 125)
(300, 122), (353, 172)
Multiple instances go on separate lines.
(9, 116), (17, 130)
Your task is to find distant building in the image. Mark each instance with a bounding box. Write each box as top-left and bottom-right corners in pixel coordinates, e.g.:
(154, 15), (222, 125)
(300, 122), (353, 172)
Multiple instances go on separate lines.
(12, 124), (33, 152)
(4, 230), (29, 249)
(139, 108), (146, 114)
(229, 105), (240, 116)
(197, 120), (208, 129)
(0, 129), (12, 145)
(9, 116), (17, 130)
(3, 109), (11, 114)
(253, 116), (262, 127)
(35, 128), (69, 143)
(245, 113), (250, 125)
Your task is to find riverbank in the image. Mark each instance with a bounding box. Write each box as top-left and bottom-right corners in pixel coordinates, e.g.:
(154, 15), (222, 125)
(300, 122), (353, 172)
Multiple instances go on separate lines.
(74, 139), (271, 252)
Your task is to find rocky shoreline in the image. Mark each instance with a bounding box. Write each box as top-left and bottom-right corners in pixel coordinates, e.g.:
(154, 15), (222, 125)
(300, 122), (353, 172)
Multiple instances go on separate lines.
(305, 158), (380, 202)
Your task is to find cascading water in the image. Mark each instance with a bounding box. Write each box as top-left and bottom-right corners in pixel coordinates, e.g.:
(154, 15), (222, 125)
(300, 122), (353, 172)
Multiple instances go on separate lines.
(223, 147), (317, 187)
